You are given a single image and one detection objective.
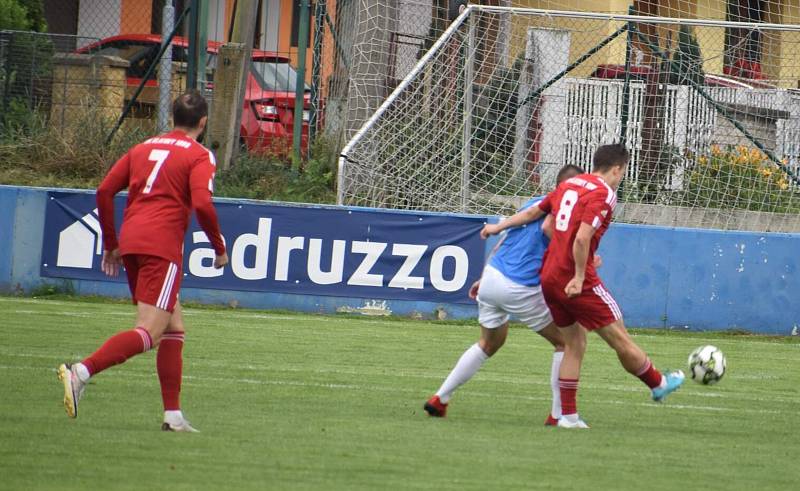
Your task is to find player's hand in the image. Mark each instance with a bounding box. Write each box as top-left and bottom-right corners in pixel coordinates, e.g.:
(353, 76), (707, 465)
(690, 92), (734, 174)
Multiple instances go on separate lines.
(564, 275), (584, 298)
(480, 223), (501, 239)
(101, 249), (122, 277)
(468, 280), (480, 300)
(213, 252), (229, 269)
(593, 255), (603, 269)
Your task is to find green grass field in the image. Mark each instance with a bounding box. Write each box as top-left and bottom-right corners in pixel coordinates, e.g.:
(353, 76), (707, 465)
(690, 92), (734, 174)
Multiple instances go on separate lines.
(1, 296), (798, 490)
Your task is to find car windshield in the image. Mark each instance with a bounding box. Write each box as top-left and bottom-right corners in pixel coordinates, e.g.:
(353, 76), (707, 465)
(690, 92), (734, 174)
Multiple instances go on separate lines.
(250, 60), (310, 92)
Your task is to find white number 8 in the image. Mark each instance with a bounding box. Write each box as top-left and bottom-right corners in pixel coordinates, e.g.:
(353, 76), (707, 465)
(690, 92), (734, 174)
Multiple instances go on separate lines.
(556, 189), (579, 232)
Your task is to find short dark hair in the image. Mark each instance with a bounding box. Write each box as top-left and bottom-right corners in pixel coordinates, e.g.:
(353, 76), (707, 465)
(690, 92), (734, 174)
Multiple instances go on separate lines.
(592, 143), (630, 172)
(556, 164), (583, 184)
(172, 90), (208, 128)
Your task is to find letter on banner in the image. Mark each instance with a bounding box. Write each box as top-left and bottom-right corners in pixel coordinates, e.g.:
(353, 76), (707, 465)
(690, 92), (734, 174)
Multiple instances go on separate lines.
(347, 241), (386, 287)
(388, 243), (427, 289)
(231, 218), (271, 280)
(188, 231), (224, 278)
(308, 238), (346, 285)
(275, 236), (306, 281)
(430, 245), (468, 292)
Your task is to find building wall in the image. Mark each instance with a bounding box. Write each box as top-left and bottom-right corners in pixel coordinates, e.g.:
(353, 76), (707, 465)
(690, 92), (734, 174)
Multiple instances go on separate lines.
(510, 0), (800, 84)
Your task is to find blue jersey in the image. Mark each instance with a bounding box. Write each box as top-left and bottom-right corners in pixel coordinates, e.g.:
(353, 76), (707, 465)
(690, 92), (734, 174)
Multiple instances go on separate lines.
(488, 197), (549, 287)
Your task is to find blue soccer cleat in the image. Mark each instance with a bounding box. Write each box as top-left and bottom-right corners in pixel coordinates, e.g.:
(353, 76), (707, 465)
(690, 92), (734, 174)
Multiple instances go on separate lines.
(651, 370), (685, 402)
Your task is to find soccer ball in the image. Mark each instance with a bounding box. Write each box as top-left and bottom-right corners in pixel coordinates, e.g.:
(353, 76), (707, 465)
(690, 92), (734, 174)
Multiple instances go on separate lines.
(687, 345), (726, 385)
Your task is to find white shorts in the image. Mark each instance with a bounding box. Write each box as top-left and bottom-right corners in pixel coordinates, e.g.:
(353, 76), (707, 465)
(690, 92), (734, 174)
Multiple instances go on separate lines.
(476, 265), (553, 332)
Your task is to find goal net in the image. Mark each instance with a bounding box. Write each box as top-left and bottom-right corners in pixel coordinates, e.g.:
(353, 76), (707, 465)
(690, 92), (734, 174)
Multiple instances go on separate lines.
(338, 5), (800, 232)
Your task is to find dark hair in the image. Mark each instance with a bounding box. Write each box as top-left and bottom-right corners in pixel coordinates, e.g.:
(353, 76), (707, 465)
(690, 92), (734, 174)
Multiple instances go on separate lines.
(556, 164), (583, 184)
(172, 90), (208, 129)
(592, 143), (630, 172)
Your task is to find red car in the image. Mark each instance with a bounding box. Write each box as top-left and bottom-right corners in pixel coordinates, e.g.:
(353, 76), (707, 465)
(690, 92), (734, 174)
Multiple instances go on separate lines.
(79, 34), (311, 154)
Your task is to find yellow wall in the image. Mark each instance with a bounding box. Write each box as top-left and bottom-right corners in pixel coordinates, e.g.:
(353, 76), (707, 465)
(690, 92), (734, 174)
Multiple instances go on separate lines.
(512, 0), (800, 85)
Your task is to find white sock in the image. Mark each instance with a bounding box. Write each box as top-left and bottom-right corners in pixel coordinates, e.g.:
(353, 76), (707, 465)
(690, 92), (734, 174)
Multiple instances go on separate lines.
(563, 413), (580, 424)
(74, 363), (91, 383)
(550, 351), (564, 419)
(435, 343), (489, 403)
(164, 410), (184, 424)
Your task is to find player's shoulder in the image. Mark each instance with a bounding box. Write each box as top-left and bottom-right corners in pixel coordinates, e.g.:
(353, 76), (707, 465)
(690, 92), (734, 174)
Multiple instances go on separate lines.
(566, 173), (613, 196)
(144, 131), (215, 164)
(175, 134), (216, 166)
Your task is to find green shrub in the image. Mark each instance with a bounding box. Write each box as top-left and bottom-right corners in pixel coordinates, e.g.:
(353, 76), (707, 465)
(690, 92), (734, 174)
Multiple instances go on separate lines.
(215, 138), (338, 204)
(0, 107), (155, 188)
(684, 145), (800, 213)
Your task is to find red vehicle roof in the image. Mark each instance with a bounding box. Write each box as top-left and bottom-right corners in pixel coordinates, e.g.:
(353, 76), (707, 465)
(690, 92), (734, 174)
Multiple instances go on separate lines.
(77, 33), (290, 62)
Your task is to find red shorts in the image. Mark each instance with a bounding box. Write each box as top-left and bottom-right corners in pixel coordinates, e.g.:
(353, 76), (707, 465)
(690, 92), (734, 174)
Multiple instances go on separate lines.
(122, 254), (182, 313)
(541, 277), (622, 330)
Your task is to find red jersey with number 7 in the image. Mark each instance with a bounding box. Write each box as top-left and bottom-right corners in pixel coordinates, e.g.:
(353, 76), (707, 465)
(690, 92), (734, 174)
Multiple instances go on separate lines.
(96, 129), (226, 265)
(537, 173), (617, 289)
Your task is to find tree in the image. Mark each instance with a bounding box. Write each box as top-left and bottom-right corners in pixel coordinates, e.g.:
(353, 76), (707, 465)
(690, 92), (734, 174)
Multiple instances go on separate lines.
(670, 25), (705, 86)
(0, 0), (31, 30)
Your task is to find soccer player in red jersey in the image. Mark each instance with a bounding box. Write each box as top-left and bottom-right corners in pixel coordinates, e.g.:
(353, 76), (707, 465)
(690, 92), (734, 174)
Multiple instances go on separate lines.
(57, 91), (228, 432)
(481, 144), (684, 428)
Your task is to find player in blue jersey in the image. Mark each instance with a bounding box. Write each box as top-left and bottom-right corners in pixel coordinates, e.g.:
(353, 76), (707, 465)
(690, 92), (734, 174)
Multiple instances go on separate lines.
(424, 165), (584, 425)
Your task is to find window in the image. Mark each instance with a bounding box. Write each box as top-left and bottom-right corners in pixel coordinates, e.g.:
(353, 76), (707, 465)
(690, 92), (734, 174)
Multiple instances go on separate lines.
(290, 1), (313, 48)
(724, 0), (765, 79)
(250, 59), (310, 92)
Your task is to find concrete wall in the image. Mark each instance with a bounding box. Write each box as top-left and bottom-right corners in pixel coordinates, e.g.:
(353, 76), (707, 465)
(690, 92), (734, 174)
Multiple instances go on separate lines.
(1, 185), (798, 334)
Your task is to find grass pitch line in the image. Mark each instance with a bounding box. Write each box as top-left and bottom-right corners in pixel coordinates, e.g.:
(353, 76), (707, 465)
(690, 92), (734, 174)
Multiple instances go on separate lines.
(0, 363), (783, 416)
(2, 351), (795, 403)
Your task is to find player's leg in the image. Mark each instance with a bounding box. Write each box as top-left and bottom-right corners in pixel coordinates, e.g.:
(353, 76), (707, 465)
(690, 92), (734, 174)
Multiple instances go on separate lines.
(58, 255), (178, 418)
(555, 322), (588, 428)
(583, 283), (684, 402)
(535, 323), (564, 425)
(510, 282), (565, 425)
(157, 301), (197, 432)
(424, 273), (509, 417)
(425, 324), (507, 417)
(594, 318), (685, 401)
(540, 278), (586, 427)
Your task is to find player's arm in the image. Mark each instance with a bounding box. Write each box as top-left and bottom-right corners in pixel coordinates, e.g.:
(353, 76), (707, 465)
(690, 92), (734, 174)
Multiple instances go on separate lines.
(480, 194), (552, 239)
(190, 153), (228, 269)
(96, 153), (131, 277)
(564, 223), (593, 298)
(564, 191), (612, 297)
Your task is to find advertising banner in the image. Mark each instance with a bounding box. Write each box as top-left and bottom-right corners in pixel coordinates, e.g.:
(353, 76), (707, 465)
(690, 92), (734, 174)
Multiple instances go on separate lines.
(41, 191), (486, 304)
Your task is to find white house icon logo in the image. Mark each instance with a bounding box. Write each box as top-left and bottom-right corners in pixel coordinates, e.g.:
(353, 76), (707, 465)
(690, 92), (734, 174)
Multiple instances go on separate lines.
(56, 209), (103, 269)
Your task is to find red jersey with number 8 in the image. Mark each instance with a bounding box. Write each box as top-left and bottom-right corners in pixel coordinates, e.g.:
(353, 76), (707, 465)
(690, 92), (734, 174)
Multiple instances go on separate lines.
(97, 129), (225, 265)
(537, 173), (617, 289)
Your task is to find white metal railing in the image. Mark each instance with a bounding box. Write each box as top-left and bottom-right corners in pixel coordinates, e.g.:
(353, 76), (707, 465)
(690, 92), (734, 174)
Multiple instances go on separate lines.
(558, 78), (800, 190)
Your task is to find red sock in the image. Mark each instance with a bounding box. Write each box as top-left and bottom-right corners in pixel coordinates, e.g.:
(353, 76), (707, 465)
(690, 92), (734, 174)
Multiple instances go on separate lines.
(82, 327), (152, 376)
(559, 378), (579, 416)
(157, 332), (185, 411)
(635, 358), (664, 389)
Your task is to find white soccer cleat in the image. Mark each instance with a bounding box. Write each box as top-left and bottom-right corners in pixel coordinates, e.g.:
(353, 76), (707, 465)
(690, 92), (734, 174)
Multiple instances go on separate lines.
(162, 418), (199, 433)
(57, 363), (86, 418)
(557, 416), (590, 429)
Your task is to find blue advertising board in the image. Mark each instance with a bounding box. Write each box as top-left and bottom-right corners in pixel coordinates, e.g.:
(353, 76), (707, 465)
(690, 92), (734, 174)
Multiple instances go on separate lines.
(40, 191), (487, 304)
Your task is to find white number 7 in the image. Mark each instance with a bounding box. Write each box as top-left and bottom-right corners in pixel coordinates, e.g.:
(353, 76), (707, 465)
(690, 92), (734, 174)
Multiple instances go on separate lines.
(143, 149), (170, 194)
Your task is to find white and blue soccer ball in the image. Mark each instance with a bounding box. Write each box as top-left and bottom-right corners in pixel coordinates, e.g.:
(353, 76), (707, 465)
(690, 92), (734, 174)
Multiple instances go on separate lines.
(688, 345), (726, 385)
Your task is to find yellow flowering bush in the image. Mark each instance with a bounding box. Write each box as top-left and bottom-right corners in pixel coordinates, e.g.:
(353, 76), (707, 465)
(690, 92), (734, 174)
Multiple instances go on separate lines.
(685, 145), (798, 213)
